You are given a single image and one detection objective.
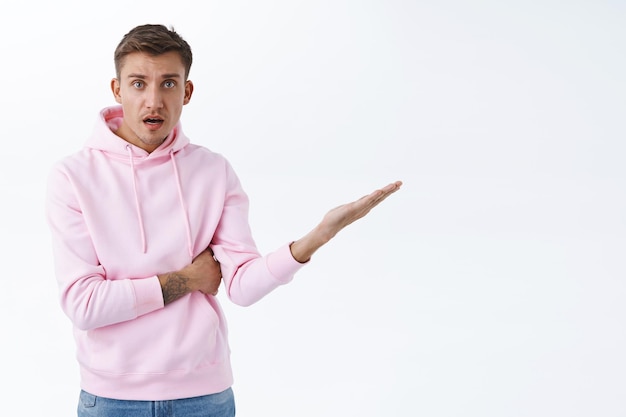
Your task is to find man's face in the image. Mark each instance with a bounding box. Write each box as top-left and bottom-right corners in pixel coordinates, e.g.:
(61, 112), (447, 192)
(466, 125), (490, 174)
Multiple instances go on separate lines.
(111, 51), (193, 153)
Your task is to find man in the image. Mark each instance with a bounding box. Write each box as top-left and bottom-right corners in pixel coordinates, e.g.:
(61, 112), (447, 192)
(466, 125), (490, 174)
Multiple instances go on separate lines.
(46, 23), (402, 416)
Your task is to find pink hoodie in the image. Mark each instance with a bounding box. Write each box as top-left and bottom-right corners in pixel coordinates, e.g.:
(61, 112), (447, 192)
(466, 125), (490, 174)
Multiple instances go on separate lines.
(46, 106), (305, 400)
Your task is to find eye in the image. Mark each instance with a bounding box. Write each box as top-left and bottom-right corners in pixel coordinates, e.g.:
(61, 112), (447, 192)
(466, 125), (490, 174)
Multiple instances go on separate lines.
(132, 80), (144, 89)
(163, 80), (176, 89)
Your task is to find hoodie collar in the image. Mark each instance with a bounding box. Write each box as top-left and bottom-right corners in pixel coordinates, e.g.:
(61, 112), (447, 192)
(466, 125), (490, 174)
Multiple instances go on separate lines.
(85, 105), (190, 159)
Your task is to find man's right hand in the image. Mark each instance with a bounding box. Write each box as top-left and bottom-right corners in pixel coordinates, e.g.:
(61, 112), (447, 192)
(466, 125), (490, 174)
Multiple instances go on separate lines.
(157, 248), (222, 306)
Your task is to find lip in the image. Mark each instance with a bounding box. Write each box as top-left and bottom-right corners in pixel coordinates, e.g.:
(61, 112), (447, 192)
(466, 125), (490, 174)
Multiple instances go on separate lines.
(143, 115), (165, 131)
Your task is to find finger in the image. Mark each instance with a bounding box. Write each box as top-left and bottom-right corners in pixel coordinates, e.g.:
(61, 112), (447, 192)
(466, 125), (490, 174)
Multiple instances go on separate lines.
(361, 182), (402, 208)
(362, 181), (403, 200)
(379, 181), (403, 196)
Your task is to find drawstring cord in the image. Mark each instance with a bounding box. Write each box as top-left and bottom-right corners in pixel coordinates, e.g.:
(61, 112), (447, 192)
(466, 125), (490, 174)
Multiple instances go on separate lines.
(170, 150), (194, 258)
(126, 145), (147, 253)
(124, 145), (193, 258)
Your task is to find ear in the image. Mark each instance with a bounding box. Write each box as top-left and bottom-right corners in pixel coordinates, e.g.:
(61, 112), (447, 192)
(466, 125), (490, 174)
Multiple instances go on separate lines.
(183, 80), (194, 105)
(111, 78), (122, 103)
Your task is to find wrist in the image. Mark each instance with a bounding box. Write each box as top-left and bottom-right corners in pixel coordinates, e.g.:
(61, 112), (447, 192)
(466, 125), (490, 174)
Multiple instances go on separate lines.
(290, 226), (330, 263)
(158, 271), (193, 305)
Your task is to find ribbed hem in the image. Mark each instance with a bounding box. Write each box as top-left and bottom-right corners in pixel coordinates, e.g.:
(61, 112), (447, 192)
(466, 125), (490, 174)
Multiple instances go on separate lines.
(80, 361), (234, 401)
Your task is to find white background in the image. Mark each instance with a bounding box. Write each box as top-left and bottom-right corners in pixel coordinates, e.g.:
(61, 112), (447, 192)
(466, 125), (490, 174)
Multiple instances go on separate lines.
(2, 1), (625, 416)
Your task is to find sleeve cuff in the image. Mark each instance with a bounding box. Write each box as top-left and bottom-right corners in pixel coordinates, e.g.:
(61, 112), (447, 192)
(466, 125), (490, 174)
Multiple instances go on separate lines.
(265, 243), (308, 283)
(131, 276), (164, 316)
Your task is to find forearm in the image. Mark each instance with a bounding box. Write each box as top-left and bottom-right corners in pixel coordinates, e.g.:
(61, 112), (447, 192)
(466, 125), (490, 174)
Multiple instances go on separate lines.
(289, 224), (332, 263)
(158, 248), (222, 305)
(59, 275), (163, 331)
(157, 272), (196, 305)
(213, 243), (305, 306)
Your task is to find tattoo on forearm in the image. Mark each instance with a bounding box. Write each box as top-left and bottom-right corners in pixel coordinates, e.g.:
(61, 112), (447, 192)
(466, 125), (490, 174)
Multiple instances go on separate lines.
(162, 273), (190, 305)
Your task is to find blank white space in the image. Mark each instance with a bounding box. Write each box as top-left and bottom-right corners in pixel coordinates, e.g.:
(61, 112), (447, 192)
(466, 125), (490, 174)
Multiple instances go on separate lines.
(2, 1), (625, 416)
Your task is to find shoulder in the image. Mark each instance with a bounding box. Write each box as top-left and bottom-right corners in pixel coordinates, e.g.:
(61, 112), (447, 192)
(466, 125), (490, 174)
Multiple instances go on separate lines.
(48, 148), (88, 174)
(179, 143), (235, 169)
(179, 144), (243, 189)
(48, 147), (102, 177)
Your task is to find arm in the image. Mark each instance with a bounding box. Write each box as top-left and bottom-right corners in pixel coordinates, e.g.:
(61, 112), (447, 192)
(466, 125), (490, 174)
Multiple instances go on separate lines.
(289, 181), (403, 262)
(211, 172), (402, 306)
(158, 248), (222, 305)
(46, 166), (222, 330)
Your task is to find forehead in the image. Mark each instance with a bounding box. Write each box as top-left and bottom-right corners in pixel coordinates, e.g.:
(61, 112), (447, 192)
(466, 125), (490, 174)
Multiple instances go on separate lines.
(119, 51), (185, 78)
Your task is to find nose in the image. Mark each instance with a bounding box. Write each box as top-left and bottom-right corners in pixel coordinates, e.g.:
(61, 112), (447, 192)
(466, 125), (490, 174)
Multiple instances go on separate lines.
(145, 85), (163, 109)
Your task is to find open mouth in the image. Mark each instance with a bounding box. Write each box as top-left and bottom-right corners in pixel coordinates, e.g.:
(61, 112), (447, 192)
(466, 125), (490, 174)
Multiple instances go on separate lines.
(144, 117), (164, 125)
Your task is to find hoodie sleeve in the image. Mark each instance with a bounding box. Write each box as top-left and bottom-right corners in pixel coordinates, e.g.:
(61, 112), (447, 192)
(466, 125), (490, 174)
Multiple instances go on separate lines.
(210, 161), (307, 307)
(45, 164), (164, 330)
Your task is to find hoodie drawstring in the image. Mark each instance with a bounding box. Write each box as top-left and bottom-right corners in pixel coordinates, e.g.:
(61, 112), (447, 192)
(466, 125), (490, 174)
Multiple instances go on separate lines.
(125, 146), (194, 258)
(169, 150), (194, 258)
(126, 145), (147, 254)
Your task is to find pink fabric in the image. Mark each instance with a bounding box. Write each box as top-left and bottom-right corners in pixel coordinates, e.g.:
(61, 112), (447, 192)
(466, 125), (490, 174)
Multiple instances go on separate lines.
(46, 106), (306, 400)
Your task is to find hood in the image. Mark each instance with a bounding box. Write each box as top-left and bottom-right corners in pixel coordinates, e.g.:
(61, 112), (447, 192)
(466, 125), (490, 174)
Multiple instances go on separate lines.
(86, 105), (190, 159)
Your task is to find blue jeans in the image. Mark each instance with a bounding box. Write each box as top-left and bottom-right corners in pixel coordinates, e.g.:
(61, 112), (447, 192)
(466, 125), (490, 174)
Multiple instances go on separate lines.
(77, 388), (235, 417)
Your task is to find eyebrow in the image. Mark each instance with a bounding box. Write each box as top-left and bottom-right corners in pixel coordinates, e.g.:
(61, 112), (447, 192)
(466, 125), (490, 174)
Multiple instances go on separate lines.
(126, 73), (182, 79)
